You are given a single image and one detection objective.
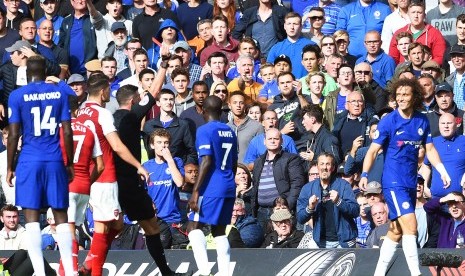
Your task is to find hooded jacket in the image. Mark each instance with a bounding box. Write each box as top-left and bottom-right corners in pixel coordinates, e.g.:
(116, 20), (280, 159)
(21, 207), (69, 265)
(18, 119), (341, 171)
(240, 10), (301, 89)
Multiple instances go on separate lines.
(174, 92), (195, 116)
(389, 24), (446, 65)
(147, 19), (184, 69)
(199, 36), (240, 67)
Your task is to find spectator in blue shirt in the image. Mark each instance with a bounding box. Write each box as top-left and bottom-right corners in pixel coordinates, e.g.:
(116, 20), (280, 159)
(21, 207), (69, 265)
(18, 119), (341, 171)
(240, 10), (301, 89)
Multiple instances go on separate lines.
(421, 113), (465, 198)
(243, 110), (298, 170)
(36, 0), (63, 45)
(336, 0), (391, 58)
(267, 12), (316, 79)
(356, 30), (395, 89)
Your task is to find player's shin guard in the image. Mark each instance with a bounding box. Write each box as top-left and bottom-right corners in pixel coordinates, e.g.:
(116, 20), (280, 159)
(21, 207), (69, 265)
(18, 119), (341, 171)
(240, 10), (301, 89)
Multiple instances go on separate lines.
(402, 235), (421, 276)
(55, 223), (74, 276)
(145, 233), (172, 275)
(90, 233), (110, 276)
(214, 235), (230, 276)
(25, 222), (46, 276)
(188, 229), (210, 275)
(374, 236), (398, 276)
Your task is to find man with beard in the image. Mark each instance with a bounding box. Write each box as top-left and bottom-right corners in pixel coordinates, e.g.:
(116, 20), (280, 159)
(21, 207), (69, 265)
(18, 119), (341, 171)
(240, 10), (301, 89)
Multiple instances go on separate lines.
(296, 152), (359, 248)
(104, 22), (128, 74)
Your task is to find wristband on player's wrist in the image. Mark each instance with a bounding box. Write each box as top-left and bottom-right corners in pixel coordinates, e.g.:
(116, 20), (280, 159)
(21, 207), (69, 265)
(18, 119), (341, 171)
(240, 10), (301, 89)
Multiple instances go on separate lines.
(361, 172), (368, 178)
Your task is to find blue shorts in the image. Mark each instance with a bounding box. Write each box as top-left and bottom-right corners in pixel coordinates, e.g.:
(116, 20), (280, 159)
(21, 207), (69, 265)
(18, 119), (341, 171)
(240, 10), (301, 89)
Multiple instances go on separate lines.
(383, 186), (416, 220)
(188, 196), (235, 226)
(15, 161), (69, 210)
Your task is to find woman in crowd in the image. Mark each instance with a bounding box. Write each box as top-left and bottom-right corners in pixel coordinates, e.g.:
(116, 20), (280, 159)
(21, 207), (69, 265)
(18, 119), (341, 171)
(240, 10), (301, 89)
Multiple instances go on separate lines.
(236, 163), (254, 214)
(246, 102), (264, 122)
(213, 0), (241, 30)
(333, 30), (357, 68)
(319, 35), (337, 67)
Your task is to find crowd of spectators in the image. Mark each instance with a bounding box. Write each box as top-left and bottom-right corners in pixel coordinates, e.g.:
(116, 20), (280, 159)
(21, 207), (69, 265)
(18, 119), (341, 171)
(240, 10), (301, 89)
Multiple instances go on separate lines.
(1, 0), (465, 255)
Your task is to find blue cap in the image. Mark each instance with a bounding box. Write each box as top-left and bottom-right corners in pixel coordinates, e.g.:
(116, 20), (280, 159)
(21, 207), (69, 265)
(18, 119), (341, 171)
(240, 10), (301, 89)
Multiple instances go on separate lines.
(111, 22), (126, 33)
(435, 82), (453, 94)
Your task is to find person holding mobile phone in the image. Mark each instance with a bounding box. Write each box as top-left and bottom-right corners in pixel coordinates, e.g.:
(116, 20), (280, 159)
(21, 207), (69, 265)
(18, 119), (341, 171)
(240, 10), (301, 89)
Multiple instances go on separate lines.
(296, 152), (359, 248)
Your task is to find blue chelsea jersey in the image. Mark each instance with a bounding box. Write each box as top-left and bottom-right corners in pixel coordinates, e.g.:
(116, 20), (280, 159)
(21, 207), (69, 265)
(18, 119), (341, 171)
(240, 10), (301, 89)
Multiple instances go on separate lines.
(373, 109), (431, 189)
(196, 121), (238, 198)
(8, 81), (73, 162)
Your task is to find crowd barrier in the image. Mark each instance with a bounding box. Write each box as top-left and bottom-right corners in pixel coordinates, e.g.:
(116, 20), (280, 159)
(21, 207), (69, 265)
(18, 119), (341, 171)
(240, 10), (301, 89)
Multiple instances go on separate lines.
(1, 248), (464, 275)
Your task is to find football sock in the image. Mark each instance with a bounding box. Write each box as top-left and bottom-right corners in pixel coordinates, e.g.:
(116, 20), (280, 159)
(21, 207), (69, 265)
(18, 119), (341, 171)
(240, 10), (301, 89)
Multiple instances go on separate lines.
(214, 235), (230, 276)
(25, 222), (46, 276)
(188, 229), (210, 275)
(55, 223), (74, 276)
(403, 235), (421, 276)
(90, 232), (109, 276)
(374, 236), (398, 276)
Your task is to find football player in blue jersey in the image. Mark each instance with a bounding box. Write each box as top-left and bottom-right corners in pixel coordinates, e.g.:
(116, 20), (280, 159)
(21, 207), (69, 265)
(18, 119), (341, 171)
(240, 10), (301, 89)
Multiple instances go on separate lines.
(360, 78), (451, 276)
(187, 95), (238, 276)
(6, 55), (75, 276)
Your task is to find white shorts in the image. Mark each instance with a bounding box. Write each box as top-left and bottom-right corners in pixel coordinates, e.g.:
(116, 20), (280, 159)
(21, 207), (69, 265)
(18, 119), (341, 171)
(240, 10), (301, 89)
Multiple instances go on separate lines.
(89, 182), (121, 222)
(68, 192), (90, 226)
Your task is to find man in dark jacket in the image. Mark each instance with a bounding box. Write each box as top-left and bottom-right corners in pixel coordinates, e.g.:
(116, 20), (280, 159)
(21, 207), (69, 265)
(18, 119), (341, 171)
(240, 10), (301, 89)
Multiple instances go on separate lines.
(232, 0), (288, 57)
(354, 62), (389, 113)
(426, 82), (465, 137)
(261, 209), (304, 248)
(142, 89), (197, 165)
(332, 91), (376, 155)
(231, 198), (263, 248)
(251, 128), (306, 231)
(59, 0), (100, 75)
(296, 152), (359, 248)
(301, 103), (342, 167)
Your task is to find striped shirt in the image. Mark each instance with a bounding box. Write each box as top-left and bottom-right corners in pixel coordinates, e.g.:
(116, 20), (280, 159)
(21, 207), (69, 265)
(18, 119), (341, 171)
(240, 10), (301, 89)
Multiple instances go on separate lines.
(257, 160), (280, 207)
